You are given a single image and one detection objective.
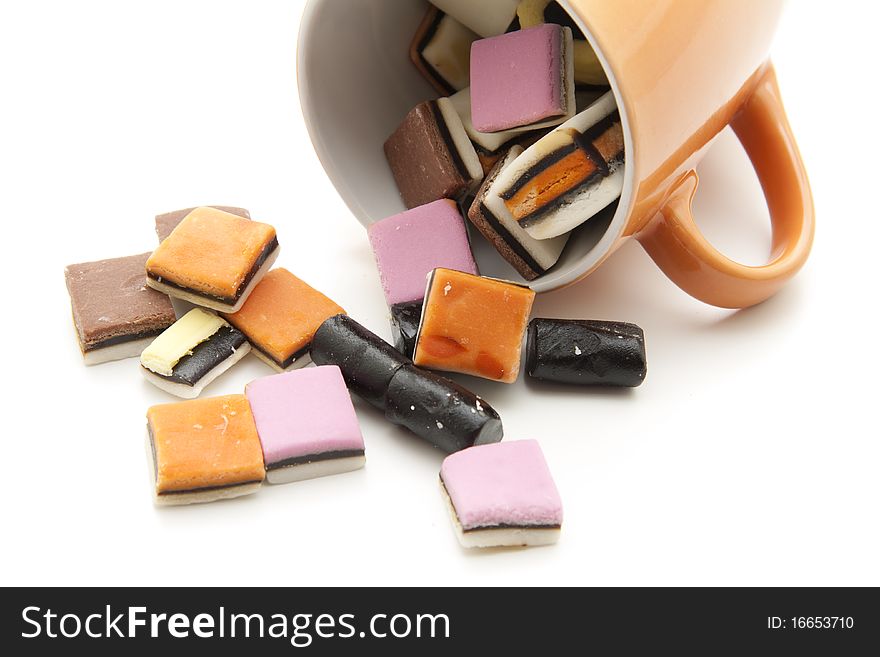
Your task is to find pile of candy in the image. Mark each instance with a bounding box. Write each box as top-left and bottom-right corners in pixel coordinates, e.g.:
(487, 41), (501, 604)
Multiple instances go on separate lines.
(400, 0), (623, 279)
(63, 2), (649, 549)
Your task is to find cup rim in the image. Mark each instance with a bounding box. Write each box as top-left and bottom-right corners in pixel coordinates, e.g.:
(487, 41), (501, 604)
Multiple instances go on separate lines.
(297, 0), (379, 228)
(543, 0), (635, 292)
(297, 0), (637, 293)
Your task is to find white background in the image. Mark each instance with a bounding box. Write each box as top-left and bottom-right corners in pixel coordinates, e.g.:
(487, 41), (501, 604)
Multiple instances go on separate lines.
(1, 1), (877, 587)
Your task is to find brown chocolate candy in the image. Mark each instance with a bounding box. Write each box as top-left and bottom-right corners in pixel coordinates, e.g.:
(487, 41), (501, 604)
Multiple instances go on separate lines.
(65, 252), (177, 364)
(384, 99), (482, 209)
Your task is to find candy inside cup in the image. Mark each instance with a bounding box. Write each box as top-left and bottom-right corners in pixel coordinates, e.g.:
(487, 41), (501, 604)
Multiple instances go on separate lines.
(297, 0), (632, 292)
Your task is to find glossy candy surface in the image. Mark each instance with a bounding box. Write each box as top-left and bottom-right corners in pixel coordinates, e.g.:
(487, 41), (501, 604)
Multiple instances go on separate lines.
(310, 315), (409, 410)
(385, 364), (503, 453)
(389, 300), (423, 359)
(414, 269), (535, 383)
(526, 318), (646, 386)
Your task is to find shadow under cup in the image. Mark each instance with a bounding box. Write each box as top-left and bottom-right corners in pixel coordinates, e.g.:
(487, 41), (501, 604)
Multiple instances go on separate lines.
(297, 0), (630, 292)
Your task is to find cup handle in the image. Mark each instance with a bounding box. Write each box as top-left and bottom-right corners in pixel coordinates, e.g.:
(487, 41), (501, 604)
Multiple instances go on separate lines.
(636, 64), (814, 309)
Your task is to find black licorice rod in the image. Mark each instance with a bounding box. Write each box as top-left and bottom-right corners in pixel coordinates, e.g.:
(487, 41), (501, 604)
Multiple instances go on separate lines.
(311, 315), (503, 451)
(526, 318), (647, 387)
(385, 365), (503, 453)
(310, 314), (409, 410)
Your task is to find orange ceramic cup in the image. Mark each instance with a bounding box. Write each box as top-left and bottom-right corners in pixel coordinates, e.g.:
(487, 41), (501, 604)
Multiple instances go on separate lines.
(570, 0), (814, 308)
(298, 0), (813, 309)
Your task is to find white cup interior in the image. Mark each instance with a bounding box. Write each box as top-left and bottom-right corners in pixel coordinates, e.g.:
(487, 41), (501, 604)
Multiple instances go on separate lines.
(297, 0), (633, 292)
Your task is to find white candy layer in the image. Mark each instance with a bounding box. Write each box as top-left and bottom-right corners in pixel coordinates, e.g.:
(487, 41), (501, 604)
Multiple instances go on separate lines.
(523, 165), (624, 240)
(440, 480), (561, 548)
(144, 432), (262, 507)
(421, 14), (477, 92)
(559, 89), (618, 133)
(140, 307), (226, 376)
(154, 482), (262, 506)
(430, 0), (520, 37)
(482, 146), (570, 270)
(494, 91), (623, 240)
(265, 455), (366, 485)
(436, 97), (484, 185)
(82, 336), (158, 366)
(140, 342), (251, 399)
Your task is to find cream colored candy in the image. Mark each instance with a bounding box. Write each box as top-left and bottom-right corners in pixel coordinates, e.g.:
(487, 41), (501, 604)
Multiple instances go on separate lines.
(430, 0), (519, 37)
(140, 308), (226, 376)
(421, 15), (476, 91)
